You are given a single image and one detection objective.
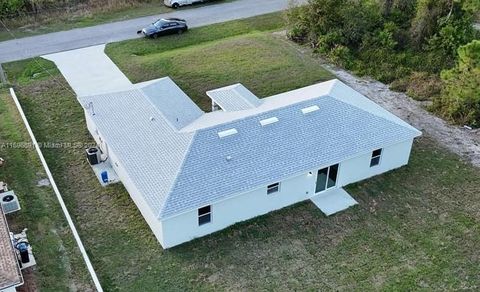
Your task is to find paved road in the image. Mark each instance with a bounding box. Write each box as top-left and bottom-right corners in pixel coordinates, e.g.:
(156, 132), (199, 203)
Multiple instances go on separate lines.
(0, 0), (299, 63)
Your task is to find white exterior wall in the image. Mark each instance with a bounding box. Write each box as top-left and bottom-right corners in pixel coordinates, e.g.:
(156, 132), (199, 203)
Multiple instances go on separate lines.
(337, 139), (414, 186)
(161, 139), (414, 248)
(84, 112), (165, 244)
(85, 109), (415, 249)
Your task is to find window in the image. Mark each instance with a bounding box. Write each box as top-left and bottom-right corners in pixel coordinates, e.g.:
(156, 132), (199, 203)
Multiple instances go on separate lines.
(327, 164), (338, 188)
(370, 149), (382, 167)
(267, 182), (280, 195)
(315, 164), (339, 193)
(198, 205), (211, 226)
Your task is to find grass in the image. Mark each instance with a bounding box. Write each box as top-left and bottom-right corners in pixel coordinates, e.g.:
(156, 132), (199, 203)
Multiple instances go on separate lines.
(106, 13), (331, 110)
(0, 90), (93, 291)
(4, 13), (480, 290)
(0, 0), (233, 42)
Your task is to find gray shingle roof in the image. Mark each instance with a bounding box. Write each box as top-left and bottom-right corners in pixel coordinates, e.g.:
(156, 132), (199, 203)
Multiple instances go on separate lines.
(206, 84), (262, 111)
(78, 85), (195, 214)
(141, 78), (204, 130)
(161, 96), (418, 218)
(79, 79), (420, 220)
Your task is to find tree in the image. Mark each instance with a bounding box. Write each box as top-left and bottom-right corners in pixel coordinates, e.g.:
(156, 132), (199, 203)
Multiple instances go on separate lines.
(287, 0), (382, 51)
(433, 40), (480, 127)
(409, 0), (451, 47)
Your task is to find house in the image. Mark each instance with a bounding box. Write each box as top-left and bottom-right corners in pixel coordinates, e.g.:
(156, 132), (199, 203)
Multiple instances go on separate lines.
(0, 207), (23, 292)
(78, 78), (421, 248)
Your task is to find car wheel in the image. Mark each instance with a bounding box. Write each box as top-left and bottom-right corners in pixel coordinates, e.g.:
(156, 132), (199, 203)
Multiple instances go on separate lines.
(152, 33), (159, 39)
(172, 3), (180, 9)
(177, 29), (183, 35)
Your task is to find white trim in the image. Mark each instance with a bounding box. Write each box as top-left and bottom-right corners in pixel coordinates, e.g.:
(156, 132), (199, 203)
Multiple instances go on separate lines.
(160, 138), (415, 220)
(198, 205), (212, 226)
(370, 148), (383, 167)
(9, 88), (103, 292)
(314, 163), (339, 194)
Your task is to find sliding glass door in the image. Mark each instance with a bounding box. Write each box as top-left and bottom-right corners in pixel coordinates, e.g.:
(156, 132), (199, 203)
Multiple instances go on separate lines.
(315, 164), (339, 193)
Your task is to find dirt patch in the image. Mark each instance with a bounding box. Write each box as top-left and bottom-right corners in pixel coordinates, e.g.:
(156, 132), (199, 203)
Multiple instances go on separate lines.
(16, 267), (39, 292)
(275, 32), (480, 168)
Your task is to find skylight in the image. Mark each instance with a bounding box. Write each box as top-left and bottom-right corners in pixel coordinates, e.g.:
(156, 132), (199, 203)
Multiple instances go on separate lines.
(301, 105), (320, 114)
(259, 117), (279, 126)
(218, 128), (238, 138)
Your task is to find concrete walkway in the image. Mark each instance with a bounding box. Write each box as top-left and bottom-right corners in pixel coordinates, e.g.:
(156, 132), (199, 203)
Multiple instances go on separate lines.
(43, 45), (132, 96)
(310, 188), (358, 216)
(0, 0), (305, 63)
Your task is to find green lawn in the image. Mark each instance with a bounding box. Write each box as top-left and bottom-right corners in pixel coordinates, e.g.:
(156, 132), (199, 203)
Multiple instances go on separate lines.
(3, 13), (480, 291)
(0, 0), (233, 42)
(0, 91), (93, 291)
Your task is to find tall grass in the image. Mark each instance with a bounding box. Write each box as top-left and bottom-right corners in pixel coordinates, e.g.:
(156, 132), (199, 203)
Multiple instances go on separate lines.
(1, 0), (163, 29)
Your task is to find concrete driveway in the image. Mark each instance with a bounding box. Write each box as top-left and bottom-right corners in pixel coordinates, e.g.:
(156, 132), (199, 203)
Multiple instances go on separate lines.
(0, 0), (304, 63)
(43, 45), (132, 97)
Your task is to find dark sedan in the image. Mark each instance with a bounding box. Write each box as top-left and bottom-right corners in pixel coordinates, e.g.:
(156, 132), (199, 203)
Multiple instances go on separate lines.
(137, 18), (188, 38)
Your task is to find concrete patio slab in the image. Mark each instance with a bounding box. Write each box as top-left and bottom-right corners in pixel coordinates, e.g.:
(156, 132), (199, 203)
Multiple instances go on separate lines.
(43, 44), (132, 96)
(91, 160), (120, 187)
(310, 188), (358, 216)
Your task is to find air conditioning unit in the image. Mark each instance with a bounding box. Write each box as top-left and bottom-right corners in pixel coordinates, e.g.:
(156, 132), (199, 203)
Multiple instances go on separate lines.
(86, 147), (101, 165)
(1, 191), (21, 214)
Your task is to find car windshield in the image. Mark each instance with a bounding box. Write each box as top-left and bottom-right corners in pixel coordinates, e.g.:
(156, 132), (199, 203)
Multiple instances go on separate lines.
(153, 20), (168, 28)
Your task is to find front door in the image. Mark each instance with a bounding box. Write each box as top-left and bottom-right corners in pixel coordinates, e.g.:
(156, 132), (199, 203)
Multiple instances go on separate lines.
(315, 164), (339, 193)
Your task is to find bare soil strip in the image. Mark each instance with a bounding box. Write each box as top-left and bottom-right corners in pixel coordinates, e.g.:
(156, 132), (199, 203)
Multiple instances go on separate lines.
(323, 64), (480, 168)
(276, 33), (480, 168)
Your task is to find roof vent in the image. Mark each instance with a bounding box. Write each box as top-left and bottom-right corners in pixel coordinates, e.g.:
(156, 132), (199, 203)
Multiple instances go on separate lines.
(301, 105), (320, 115)
(218, 128), (238, 138)
(260, 117), (279, 127)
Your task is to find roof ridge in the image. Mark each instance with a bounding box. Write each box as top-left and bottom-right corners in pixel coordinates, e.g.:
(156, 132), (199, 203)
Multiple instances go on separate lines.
(159, 96), (420, 219)
(157, 131), (198, 219)
(328, 80), (421, 134)
(179, 93), (331, 132)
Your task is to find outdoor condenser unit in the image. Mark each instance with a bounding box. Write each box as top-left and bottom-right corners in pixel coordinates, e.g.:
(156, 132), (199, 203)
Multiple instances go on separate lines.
(1, 191), (21, 214)
(86, 147), (101, 165)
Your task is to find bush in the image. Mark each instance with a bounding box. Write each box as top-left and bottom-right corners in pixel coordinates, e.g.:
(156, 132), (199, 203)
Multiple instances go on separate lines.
(328, 44), (352, 67)
(287, 0), (478, 118)
(0, 0), (25, 17)
(405, 72), (442, 101)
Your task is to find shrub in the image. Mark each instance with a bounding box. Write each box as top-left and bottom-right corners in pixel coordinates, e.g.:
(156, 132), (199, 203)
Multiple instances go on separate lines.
(389, 76), (410, 92)
(0, 0), (24, 17)
(328, 44), (352, 67)
(405, 71), (442, 101)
